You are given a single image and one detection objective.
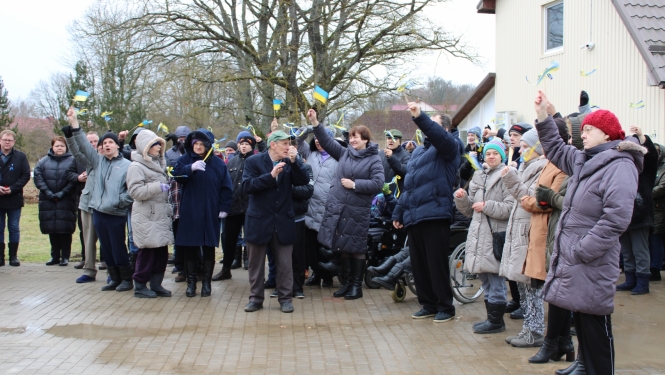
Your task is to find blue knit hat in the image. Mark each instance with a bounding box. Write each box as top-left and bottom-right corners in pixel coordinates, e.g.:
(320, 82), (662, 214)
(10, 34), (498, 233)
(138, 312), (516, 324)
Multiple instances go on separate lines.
(468, 126), (482, 139)
(483, 138), (506, 161)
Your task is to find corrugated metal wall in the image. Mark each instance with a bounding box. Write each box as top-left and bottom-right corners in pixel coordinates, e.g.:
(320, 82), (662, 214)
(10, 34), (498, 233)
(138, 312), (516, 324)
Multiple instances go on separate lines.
(459, 87), (496, 146)
(495, 0), (665, 142)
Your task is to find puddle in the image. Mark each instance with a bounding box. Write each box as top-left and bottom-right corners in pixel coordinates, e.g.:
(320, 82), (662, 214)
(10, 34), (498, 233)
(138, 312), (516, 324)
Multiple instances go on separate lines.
(46, 324), (171, 340)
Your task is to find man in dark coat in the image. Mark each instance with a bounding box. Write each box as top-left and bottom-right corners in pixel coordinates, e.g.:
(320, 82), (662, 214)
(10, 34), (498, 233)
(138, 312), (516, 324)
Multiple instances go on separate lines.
(0, 130), (31, 266)
(379, 129), (410, 196)
(242, 130), (309, 313)
(392, 103), (460, 322)
(617, 125), (658, 294)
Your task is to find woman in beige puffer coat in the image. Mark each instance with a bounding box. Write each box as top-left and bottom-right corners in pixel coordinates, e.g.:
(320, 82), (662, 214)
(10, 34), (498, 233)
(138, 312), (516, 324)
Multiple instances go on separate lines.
(126, 130), (174, 298)
(455, 139), (514, 334)
(500, 128), (547, 348)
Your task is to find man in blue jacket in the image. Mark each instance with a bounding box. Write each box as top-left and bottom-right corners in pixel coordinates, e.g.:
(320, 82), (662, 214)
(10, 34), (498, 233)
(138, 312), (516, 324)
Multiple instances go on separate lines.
(392, 102), (460, 323)
(242, 130), (309, 313)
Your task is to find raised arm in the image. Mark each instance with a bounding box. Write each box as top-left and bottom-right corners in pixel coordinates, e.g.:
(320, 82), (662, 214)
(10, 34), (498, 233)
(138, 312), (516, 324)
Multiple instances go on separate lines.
(296, 126), (313, 160)
(409, 103), (458, 162)
(63, 108), (100, 170)
(535, 91), (581, 176)
(308, 109), (345, 161)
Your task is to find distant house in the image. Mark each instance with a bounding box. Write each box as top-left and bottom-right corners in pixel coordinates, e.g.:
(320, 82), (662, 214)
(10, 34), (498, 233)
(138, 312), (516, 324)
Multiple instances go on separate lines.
(477, 0), (665, 142)
(391, 103), (459, 113)
(9, 117), (57, 137)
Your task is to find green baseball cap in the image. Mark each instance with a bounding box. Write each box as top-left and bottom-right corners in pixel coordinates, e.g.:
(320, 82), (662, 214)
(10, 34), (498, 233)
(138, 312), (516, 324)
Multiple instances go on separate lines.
(267, 130), (295, 144)
(386, 129), (403, 139)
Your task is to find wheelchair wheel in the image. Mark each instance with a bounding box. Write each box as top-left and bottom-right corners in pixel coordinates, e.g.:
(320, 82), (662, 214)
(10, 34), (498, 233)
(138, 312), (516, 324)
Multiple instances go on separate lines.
(391, 282), (407, 302)
(364, 271), (381, 289)
(449, 242), (483, 304)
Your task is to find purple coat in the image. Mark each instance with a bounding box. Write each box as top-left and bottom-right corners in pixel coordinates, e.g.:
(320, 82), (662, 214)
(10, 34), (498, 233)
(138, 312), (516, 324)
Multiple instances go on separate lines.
(537, 116), (644, 315)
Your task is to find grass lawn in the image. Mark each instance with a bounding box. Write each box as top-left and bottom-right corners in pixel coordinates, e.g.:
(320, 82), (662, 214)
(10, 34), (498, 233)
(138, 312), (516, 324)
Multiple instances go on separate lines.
(10, 203), (83, 264)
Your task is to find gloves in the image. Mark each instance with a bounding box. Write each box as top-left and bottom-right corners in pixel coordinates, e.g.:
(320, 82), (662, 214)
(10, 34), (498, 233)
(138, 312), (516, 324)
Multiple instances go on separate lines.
(61, 125), (74, 138)
(191, 160), (206, 172)
(45, 191), (56, 201)
(218, 212), (228, 219)
(53, 192), (64, 200)
(165, 133), (178, 144)
(160, 183), (169, 192)
(535, 184), (555, 209)
(580, 90), (589, 107)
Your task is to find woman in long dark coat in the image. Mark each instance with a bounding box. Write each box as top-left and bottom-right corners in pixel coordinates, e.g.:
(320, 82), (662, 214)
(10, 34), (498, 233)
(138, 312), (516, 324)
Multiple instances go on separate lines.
(173, 129), (232, 297)
(33, 136), (79, 266)
(306, 109), (384, 300)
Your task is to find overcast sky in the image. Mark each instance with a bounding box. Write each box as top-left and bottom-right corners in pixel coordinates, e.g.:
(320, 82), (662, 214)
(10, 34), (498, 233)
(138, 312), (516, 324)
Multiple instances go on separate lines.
(0, 0), (496, 102)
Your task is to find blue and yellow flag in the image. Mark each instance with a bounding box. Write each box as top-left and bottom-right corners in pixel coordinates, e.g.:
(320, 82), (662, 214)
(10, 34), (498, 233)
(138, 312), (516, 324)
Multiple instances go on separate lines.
(273, 99), (282, 111)
(73, 90), (90, 102)
(313, 86), (329, 104)
(157, 123), (168, 133)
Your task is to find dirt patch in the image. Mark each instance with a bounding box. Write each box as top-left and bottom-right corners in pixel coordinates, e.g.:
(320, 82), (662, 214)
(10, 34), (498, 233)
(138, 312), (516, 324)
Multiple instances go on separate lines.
(24, 185), (39, 204)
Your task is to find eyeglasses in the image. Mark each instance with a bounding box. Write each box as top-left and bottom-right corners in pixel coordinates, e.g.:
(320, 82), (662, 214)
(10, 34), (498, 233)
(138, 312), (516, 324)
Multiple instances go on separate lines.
(1, 139), (15, 143)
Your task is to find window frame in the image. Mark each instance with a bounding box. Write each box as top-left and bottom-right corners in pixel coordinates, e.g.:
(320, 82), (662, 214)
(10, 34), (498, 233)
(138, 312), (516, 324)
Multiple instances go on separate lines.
(543, 1), (564, 54)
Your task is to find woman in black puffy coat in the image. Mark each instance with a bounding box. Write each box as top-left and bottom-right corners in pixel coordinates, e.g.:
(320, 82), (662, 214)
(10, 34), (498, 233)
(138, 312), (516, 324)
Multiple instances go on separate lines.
(33, 136), (79, 266)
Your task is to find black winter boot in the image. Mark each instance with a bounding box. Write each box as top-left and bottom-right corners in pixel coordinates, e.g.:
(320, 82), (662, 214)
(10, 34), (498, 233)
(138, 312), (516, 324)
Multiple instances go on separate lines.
(473, 302), (506, 334)
(101, 267), (122, 291)
(231, 245), (242, 269)
(201, 260), (214, 297)
(8, 242), (20, 266)
(372, 264), (405, 290)
(473, 301), (490, 330)
(186, 260), (197, 297)
(505, 299), (520, 313)
(116, 266), (134, 292)
(558, 336), (575, 362)
(528, 337), (561, 363)
(128, 252), (138, 272)
(332, 258), (351, 297)
(212, 266), (232, 281)
(345, 258), (365, 300)
(0, 243), (4, 266)
(149, 273), (172, 297)
(555, 348), (584, 375)
(616, 271), (636, 291)
(134, 281), (157, 298)
(319, 259), (340, 275)
(366, 256), (397, 278)
(631, 273), (650, 295)
(650, 267), (662, 281)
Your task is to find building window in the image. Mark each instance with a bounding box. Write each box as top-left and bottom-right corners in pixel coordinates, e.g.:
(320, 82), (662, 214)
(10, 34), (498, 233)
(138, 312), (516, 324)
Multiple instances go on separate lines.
(545, 1), (563, 52)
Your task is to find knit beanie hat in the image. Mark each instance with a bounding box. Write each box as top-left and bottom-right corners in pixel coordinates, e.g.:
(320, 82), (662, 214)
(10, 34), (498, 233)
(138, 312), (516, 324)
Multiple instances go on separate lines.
(100, 132), (120, 147)
(225, 141), (238, 151)
(483, 138), (506, 161)
(509, 122), (533, 136)
(237, 134), (256, 149)
(520, 128), (543, 155)
(468, 126), (482, 139)
(581, 109), (625, 141)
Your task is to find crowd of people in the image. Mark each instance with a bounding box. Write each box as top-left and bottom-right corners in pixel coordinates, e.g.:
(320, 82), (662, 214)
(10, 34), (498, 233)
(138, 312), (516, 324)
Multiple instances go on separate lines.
(0, 89), (660, 375)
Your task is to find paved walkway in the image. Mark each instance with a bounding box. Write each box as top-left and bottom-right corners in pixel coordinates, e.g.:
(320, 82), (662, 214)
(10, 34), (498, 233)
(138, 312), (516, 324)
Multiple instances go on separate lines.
(0, 264), (663, 374)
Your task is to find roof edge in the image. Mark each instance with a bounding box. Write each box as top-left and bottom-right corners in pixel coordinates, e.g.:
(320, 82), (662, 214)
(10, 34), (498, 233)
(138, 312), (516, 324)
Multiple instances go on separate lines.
(451, 73), (496, 126)
(477, 0), (496, 14)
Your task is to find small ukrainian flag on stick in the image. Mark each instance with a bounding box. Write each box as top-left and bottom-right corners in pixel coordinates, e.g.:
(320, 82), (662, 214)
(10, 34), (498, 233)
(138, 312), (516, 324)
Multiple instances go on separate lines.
(73, 90), (90, 102)
(273, 99), (283, 118)
(313, 86), (329, 105)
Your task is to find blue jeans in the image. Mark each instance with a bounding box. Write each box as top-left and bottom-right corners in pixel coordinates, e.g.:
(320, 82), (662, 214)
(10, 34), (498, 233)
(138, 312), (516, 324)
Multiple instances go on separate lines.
(127, 211), (138, 255)
(0, 208), (21, 243)
(649, 233), (664, 269)
(478, 272), (507, 305)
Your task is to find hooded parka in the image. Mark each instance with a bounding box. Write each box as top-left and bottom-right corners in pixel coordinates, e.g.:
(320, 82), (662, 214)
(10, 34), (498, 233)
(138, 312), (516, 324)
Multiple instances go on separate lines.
(537, 115), (643, 316)
(313, 125), (384, 254)
(126, 130), (174, 249)
(33, 150), (78, 234)
(454, 164), (515, 274)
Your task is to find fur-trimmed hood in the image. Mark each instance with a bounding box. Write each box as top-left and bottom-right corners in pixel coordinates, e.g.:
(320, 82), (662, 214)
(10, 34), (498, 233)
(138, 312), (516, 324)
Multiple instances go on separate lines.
(616, 137), (647, 174)
(131, 129), (166, 172)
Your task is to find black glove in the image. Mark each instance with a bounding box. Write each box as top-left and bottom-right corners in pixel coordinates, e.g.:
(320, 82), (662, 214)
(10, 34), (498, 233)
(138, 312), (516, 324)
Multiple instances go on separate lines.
(580, 90), (589, 107)
(535, 184), (555, 209)
(45, 191), (56, 201)
(53, 192), (64, 200)
(165, 133), (178, 144)
(61, 125), (74, 138)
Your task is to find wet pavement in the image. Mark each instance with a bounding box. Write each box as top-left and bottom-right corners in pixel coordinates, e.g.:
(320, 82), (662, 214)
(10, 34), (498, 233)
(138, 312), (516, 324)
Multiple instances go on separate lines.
(0, 264), (663, 374)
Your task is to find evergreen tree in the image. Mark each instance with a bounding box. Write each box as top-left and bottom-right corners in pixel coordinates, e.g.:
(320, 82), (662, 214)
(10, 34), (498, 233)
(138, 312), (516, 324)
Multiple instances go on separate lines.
(56, 61), (97, 133)
(0, 77), (24, 149)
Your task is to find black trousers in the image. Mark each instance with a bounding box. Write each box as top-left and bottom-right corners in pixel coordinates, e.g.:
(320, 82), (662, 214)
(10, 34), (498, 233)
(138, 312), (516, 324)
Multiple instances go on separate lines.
(292, 220), (306, 292)
(407, 219), (454, 315)
(183, 246), (215, 262)
(574, 312), (614, 375)
(222, 214), (245, 268)
(77, 209), (85, 259)
(509, 280), (520, 303)
(546, 303), (571, 339)
(49, 233), (72, 260)
(173, 219), (183, 271)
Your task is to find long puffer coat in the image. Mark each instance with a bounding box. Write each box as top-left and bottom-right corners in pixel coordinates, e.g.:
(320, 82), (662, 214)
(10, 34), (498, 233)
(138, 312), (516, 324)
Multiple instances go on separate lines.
(499, 157), (547, 284)
(33, 150), (78, 234)
(297, 129), (342, 232)
(313, 125), (384, 254)
(652, 144), (665, 235)
(126, 130), (174, 249)
(454, 163), (514, 274)
(173, 129), (233, 248)
(537, 115), (643, 316)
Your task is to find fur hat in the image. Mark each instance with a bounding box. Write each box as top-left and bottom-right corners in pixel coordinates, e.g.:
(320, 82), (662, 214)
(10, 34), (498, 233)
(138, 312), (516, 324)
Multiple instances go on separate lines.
(581, 109), (625, 141)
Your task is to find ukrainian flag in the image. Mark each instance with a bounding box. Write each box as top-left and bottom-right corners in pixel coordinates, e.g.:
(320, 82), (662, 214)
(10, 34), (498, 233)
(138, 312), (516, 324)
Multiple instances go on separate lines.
(273, 99), (282, 111)
(313, 86), (329, 104)
(73, 90), (90, 102)
(157, 123), (168, 133)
